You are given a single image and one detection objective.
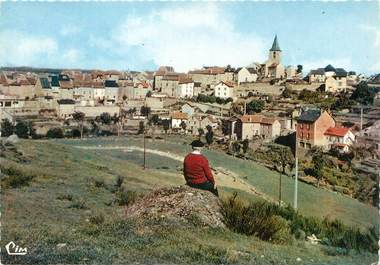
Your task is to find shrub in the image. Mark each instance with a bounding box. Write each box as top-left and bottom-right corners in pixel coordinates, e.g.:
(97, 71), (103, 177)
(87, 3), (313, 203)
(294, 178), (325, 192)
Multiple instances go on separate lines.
(56, 193), (73, 201)
(115, 189), (138, 206)
(94, 179), (105, 188)
(15, 121), (29, 139)
(46, 128), (64, 138)
(115, 175), (124, 188)
(69, 198), (87, 209)
(1, 165), (36, 188)
(221, 193), (378, 252)
(89, 212), (105, 225)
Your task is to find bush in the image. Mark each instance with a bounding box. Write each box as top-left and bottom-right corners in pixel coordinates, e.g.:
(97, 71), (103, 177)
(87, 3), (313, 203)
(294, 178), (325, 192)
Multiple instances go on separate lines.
(221, 194), (292, 244)
(15, 121), (29, 139)
(69, 198), (87, 209)
(115, 189), (138, 206)
(1, 165), (36, 188)
(221, 193), (378, 252)
(46, 128), (64, 138)
(89, 212), (105, 225)
(56, 193), (73, 201)
(115, 175), (124, 188)
(1, 119), (14, 137)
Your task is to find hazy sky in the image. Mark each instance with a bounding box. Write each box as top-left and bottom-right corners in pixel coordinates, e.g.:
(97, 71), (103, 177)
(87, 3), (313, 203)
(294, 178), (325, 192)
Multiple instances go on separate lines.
(0, 2), (379, 74)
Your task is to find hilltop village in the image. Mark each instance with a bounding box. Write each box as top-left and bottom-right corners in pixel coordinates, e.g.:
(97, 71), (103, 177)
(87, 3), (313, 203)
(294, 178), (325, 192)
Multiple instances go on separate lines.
(1, 36), (380, 203)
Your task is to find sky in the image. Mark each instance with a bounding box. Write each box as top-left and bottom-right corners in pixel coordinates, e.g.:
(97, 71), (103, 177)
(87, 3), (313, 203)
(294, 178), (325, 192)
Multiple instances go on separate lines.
(0, 1), (379, 74)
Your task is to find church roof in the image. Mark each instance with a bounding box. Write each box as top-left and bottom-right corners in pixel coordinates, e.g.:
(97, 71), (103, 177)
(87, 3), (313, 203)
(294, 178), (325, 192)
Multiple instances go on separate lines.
(270, 35), (281, 51)
(324, 64), (336, 72)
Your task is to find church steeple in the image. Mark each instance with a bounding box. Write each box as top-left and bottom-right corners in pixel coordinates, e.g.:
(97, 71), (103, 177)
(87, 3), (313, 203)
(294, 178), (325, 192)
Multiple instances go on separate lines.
(270, 35), (281, 52)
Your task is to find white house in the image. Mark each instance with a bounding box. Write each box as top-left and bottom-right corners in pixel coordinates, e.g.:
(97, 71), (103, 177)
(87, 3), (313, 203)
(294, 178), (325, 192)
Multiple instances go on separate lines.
(234, 67), (258, 84)
(170, 111), (188, 129)
(324, 127), (355, 152)
(176, 79), (194, 98)
(214, 81), (234, 99)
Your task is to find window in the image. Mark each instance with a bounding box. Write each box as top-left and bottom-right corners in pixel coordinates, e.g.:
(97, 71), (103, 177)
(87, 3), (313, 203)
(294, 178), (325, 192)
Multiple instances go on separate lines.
(300, 124), (303, 129)
(307, 124), (310, 130)
(5, 102), (11, 107)
(307, 133), (310, 139)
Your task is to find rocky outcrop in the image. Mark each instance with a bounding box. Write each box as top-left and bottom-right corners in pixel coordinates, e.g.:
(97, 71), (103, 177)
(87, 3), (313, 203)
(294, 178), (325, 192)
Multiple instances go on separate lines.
(125, 185), (225, 228)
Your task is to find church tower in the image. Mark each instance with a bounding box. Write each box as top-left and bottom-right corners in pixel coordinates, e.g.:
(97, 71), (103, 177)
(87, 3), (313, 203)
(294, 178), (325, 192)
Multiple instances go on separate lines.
(268, 35), (281, 65)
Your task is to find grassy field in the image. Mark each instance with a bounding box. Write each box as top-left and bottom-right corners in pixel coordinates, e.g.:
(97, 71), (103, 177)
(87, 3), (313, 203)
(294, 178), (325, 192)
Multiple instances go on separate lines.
(1, 137), (378, 264)
(62, 135), (378, 229)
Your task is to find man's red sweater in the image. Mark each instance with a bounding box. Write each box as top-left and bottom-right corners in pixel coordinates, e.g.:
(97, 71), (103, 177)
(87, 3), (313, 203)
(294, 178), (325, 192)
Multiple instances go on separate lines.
(183, 153), (215, 184)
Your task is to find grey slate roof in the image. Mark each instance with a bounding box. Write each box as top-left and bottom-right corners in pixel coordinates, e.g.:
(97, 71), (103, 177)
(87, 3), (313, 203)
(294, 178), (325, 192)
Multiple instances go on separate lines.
(105, 80), (118, 87)
(270, 35), (281, 51)
(324, 64), (336, 72)
(310, 68), (325, 75)
(50, 75), (60, 87)
(297, 109), (321, 123)
(39, 77), (51, 89)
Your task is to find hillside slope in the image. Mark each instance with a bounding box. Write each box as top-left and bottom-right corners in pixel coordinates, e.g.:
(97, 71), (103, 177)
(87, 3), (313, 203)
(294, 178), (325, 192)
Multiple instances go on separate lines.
(0, 139), (377, 265)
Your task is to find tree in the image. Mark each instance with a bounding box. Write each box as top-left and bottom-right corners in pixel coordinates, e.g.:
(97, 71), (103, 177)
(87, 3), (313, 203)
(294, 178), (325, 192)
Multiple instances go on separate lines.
(15, 121), (29, 139)
(46, 128), (64, 139)
(100, 112), (112, 125)
(282, 87), (292, 98)
(1, 119), (14, 137)
(271, 144), (295, 206)
(162, 119), (170, 134)
(180, 120), (187, 132)
(205, 125), (214, 146)
(138, 121), (145, 135)
(311, 148), (326, 187)
(231, 141), (241, 156)
(122, 95), (127, 101)
(198, 128), (205, 139)
(246, 99), (265, 114)
(72, 111), (85, 139)
(351, 81), (375, 105)
(242, 139), (249, 154)
(150, 114), (159, 125)
(296, 65), (303, 74)
(140, 106), (151, 117)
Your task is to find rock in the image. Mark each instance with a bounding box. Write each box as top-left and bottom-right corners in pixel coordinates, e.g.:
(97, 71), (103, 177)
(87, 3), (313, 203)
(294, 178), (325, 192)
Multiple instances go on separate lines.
(4, 134), (19, 145)
(125, 185), (225, 228)
(56, 243), (67, 249)
(307, 234), (321, 244)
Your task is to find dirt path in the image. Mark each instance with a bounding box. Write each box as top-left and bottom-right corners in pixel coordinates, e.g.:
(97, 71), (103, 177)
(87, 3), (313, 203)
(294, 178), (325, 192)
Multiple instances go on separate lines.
(75, 145), (273, 201)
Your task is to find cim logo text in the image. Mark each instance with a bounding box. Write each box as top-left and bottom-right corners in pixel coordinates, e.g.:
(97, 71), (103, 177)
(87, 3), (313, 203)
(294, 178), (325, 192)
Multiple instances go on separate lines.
(5, 241), (27, 255)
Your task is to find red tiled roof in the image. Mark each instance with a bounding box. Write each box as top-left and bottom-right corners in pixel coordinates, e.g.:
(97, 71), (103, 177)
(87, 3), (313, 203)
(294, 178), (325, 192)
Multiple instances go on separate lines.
(324, 127), (350, 137)
(221, 81), (235, 88)
(240, 114), (276, 125)
(171, 111), (188, 120)
(240, 114), (263, 123)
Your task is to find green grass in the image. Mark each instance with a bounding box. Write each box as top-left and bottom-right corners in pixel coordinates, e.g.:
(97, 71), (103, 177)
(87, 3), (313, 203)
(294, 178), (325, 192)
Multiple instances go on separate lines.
(1, 138), (378, 264)
(60, 136), (379, 229)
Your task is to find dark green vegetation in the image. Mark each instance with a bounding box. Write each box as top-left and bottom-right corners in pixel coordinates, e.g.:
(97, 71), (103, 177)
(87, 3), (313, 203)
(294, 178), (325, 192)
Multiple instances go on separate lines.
(222, 194), (378, 252)
(1, 138), (378, 264)
(195, 94), (233, 105)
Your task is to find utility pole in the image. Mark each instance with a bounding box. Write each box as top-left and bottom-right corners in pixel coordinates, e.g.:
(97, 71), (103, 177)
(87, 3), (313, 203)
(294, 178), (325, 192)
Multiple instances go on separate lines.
(143, 127), (146, 170)
(360, 107), (363, 136)
(294, 129), (299, 210)
(279, 172), (282, 206)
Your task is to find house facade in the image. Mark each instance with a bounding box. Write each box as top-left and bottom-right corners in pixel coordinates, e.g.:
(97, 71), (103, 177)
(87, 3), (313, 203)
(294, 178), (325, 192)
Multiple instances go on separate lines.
(296, 109), (335, 149)
(236, 114), (281, 140)
(214, 81), (234, 99)
(324, 127), (355, 152)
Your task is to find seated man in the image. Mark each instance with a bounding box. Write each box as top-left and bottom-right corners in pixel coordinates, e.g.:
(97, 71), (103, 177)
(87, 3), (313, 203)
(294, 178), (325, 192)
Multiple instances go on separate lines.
(183, 140), (218, 196)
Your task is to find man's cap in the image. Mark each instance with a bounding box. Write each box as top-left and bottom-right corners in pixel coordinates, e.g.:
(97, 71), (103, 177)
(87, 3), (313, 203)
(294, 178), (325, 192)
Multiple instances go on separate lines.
(190, 140), (204, 147)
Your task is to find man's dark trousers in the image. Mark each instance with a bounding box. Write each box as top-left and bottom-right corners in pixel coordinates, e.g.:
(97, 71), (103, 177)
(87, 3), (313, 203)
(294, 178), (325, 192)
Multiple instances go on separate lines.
(187, 181), (219, 197)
